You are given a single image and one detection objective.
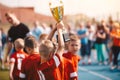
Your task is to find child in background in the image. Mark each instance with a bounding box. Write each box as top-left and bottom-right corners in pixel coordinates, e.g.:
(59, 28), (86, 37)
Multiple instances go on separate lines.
(39, 33), (48, 43)
(9, 38), (28, 80)
(19, 36), (40, 80)
(110, 22), (120, 70)
(63, 34), (81, 73)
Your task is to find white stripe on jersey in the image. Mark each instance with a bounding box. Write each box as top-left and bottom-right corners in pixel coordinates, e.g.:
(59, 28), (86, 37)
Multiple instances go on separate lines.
(10, 58), (15, 63)
(38, 70), (45, 80)
(19, 72), (26, 78)
(70, 72), (78, 78)
(53, 55), (60, 67)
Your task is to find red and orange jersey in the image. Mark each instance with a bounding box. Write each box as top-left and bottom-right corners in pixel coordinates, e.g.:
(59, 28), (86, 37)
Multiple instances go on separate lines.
(111, 29), (120, 46)
(59, 57), (78, 80)
(10, 50), (28, 78)
(37, 54), (62, 80)
(19, 53), (41, 80)
(63, 52), (80, 72)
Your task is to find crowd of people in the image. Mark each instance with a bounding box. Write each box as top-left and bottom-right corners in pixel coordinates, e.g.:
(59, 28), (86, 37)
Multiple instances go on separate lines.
(0, 12), (120, 80)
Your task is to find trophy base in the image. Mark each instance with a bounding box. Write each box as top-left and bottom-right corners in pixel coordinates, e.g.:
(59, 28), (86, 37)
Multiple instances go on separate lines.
(56, 32), (70, 42)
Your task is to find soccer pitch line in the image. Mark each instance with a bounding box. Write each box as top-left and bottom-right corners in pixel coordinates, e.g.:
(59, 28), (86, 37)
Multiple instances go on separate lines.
(78, 66), (112, 80)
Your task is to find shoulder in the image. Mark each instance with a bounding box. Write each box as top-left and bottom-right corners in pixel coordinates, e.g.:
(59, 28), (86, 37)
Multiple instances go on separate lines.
(22, 52), (28, 57)
(63, 57), (74, 68)
(20, 23), (28, 27)
(10, 52), (17, 58)
(8, 26), (14, 32)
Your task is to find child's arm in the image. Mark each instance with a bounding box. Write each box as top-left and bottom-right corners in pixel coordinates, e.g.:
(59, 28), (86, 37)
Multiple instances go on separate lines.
(47, 25), (57, 40)
(9, 62), (15, 80)
(56, 21), (65, 57)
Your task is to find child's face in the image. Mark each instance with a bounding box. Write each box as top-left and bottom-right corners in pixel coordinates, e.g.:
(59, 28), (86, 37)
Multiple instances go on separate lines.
(25, 47), (32, 54)
(68, 41), (81, 53)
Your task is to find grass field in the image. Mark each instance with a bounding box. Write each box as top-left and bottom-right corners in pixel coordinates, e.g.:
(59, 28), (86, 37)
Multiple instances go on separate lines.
(0, 70), (9, 80)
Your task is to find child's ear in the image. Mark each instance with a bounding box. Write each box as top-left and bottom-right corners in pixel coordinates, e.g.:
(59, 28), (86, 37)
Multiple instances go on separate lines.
(49, 52), (54, 59)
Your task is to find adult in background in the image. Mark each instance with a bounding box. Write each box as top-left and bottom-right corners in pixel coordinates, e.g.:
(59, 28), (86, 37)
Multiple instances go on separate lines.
(77, 23), (89, 65)
(31, 21), (42, 40)
(86, 21), (96, 64)
(95, 24), (107, 65)
(4, 12), (30, 64)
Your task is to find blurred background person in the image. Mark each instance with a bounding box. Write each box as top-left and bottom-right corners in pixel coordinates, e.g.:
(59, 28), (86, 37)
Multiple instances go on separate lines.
(41, 23), (51, 34)
(31, 21), (42, 40)
(77, 22), (89, 65)
(110, 22), (120, 70)
(86, 21), (96, 64)
(0, 28), (7, 69)
(95, 23), (107, 65)
(4, 12), (30, 68)
(0, 28), (3, 69)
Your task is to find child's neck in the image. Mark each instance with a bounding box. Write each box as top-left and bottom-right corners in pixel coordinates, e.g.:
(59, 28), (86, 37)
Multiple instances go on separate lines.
(30, 47), (39, 54)
(41, 57), (47, 64)
(16, 49), (23, 52)
(68, 51), (77, 55)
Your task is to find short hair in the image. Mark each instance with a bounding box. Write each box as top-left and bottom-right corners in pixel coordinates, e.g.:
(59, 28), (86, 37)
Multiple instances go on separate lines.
(24, 35), (38, 49)
(39, 34), (48, 42)
(5, 11), (15, 17)
(70, 34), (80, 43)
(39, 40), (54, 56)
(113, 22), (120, 29)
(14, 38), (24, 49)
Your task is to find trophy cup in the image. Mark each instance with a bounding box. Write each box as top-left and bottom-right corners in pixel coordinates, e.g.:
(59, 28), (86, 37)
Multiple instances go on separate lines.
(49, 0), (70, 42)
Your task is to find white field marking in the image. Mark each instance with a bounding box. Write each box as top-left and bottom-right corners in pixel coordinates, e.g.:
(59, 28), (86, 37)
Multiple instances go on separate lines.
(79, 66), (112, 80)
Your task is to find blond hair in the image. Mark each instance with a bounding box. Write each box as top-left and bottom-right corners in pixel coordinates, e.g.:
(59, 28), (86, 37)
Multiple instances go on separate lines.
(112, 22), (120, 29)
(14, 38), (24, 49)
(39, 34), (48, 42)
(39, 40), (54, 55)
(70, 34), (80, 43)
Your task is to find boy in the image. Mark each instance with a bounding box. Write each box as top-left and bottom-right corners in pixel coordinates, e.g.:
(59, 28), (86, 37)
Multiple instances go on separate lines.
(38, 22), (78, 80)
(19, 36), (40, 80)
(9, 38), (28, 80)
(63, 34), (81, 72)
(38, 33), (48, 43)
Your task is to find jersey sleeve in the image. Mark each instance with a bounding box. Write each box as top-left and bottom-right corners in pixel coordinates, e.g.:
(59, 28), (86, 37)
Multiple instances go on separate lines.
(10, 54), (16, 64)
(38, 54), (61, 71)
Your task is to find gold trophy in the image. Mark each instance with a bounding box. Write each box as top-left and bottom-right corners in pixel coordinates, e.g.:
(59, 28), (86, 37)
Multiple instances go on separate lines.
(49, 0), (70, 42)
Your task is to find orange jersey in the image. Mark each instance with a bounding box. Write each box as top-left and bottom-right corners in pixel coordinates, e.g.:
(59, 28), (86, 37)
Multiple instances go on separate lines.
(19, 53), (41, 80)
(10, 50), (28, 79)
(63, 52), (80, 72)
(111, 29), (120, 46)
(59, 57), (78, 80)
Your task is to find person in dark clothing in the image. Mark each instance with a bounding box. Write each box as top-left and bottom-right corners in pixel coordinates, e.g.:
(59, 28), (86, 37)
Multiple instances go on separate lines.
(4, 12), (30, 64)
(95, 24), (107, 65)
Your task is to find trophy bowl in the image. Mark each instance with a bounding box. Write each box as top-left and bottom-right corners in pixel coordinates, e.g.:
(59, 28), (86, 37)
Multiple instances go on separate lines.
(49, 0), (64, 22)
(49, 0), (70, 42)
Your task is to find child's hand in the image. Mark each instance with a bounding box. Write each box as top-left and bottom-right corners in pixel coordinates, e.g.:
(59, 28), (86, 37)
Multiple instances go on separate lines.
(56, 21), (64, 30)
